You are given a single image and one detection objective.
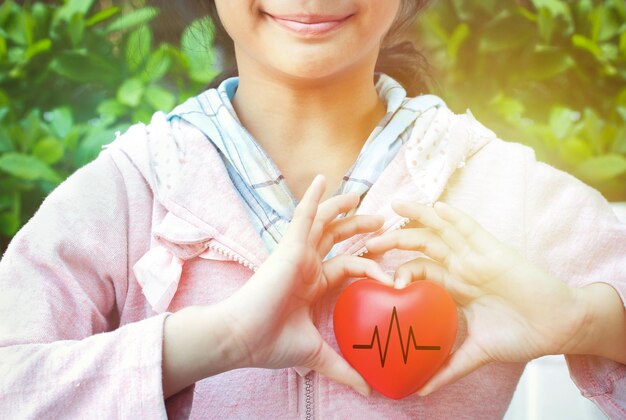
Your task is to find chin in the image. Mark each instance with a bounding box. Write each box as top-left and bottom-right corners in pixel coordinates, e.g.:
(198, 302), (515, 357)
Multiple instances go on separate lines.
(270, 48), (373, 85)
(279, 62), (343, 81)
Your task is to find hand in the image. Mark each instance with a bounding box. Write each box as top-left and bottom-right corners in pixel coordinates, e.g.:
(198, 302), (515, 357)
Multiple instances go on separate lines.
(364, 200), (586, 396)
(221, 175), (392, 396)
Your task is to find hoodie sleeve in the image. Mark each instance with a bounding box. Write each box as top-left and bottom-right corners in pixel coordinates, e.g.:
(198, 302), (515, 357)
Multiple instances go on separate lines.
(523, 154), (626, 418)
(0, 148), (169, 418)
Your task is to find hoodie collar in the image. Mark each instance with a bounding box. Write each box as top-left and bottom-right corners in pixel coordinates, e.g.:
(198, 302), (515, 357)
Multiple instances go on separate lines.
(126, 106), (495, 270)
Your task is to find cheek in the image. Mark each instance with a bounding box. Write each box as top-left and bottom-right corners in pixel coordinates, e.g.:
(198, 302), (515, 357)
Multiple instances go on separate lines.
(368, 1), (402, 37)
(214, 0), (259, 41)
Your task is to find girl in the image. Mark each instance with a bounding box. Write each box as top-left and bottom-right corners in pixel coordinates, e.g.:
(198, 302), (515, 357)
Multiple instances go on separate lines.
(1, 0), (625, 418)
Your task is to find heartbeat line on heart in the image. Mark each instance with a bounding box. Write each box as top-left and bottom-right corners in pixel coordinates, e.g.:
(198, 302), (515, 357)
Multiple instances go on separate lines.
(352, 306), (441, 368)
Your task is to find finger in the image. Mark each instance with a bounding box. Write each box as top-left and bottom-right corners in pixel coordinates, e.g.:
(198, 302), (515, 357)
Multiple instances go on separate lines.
(391, 200), (466, 253)
(307, 340), (371, 397)
(309, 192), (360, 246)
(394, 257), (447, 289)
(416, 339), (488, 397)
(394, 258), (477, 306)
(434, 201), (493, 249)
(284, 175), (326, 242)
(365, 228), (450, 263)
(317, 214), (385, 257)
(323, 255), (393, 290)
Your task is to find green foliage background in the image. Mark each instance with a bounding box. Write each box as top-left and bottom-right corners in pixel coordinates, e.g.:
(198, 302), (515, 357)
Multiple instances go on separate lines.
(416, 0), (626, 200)
(0, 0), (219, 251)
(1, 0), (625, 251)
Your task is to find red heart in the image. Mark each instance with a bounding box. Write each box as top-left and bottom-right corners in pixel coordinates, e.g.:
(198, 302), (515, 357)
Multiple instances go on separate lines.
(333, 279), (458, 399)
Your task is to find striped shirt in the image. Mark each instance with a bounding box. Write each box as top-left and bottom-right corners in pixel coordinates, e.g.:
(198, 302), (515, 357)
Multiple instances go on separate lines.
(169, 74), (444, 256)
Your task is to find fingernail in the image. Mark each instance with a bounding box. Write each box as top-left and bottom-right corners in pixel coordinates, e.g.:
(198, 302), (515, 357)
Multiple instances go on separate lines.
(380, 270), (394, 286)
(417, 388), (431, 397)
(356, 384), (371, 397)
(417, 382), (434, 397)
(394, 272), (409, 289)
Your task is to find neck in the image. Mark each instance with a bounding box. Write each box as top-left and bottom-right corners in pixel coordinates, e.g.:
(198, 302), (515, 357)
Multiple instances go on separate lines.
(231, 59), (387, 163)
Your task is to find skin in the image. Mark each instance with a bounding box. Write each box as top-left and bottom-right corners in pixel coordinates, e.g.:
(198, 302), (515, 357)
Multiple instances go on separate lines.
(163, 0), (402, 397)
(214, 0), (399, 200)
(162, 0), (626, 401)
(163, 177), (391, 397)
(365, 201), (626, 396)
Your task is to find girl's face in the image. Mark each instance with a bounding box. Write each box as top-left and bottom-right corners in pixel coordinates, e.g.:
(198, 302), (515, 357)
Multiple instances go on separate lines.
(214, 0), (402, 83)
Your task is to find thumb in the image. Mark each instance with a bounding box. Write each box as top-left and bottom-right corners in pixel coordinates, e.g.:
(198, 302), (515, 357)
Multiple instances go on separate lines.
(416, 338), (487, 396)
(323, 255), (393, 290)
(308, 340), (371, 397)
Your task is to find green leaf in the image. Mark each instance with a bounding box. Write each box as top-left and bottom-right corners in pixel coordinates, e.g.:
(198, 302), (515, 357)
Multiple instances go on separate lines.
(479, 12), (535, 53)
(0, 107), (9, 123)
(0, 212), (20, 236)
(0, 124), (13, 153)
(132, 106), (154, 124)
(590, 5), (621, 42)
(0, 1), (15, 28)
(7, 46), (25, 67)
(0, 153), (61, 183)
(525, 49), (574, 80)
(31, 3), (50, 36)
(549, 107), (577, 140)
(144, 85), (175, 111)
(447, 23), (470, 61)
(576, 154), (626, 182)
(67, 12), (85, 46)
(117, 78), (144, 107)
(48, 107), (73, 139)
(126, 26), (152, 72)
(5, 8), (34, 46)
(614, 0), (626, 19)
(182, 18), (218, 83)
(97, 99), (128, 119)
(76, 125), (127, 167)
(490, 94), (526, 123)
(599, 43), (618, 61)
(33, 137), (64, 165)
(105, 7), (159, 33)
(141, 45), (172, 82)
(0, 90), (9, 108)
(559, 137), (593, 166)
(572, 34), (602, 58)
(54, 0), (95, 23)
(23, 38), (52, 61)
(421, 13), (448, 44)
(0, 37), (7, 62)
(63, 127), (82, 151)
(612, 126), (626, 154)
(85, 6), (120, 27)
(531, 0), (571, 20)
(50, 52), (119, 84)
(581, 108), (605, 153)
(20, 108), (44, 151)
(537, 8), (556, 43)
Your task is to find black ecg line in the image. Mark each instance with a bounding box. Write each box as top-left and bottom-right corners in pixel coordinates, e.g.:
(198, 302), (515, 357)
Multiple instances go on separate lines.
(352, 306), (441, 368)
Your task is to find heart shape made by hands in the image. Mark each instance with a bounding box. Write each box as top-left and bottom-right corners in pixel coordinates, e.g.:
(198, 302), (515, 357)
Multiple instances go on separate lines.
(333, 279), (458, 399)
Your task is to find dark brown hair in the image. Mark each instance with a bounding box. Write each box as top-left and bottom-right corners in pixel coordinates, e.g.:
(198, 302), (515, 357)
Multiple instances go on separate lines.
(153, 1), (432, 96)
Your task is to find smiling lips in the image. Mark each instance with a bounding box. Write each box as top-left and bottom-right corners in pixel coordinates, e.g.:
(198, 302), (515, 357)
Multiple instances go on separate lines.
(266, 13), (354, 36)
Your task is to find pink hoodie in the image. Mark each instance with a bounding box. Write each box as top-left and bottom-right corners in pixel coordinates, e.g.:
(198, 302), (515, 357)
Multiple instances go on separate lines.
(1, 106), (625, 419)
